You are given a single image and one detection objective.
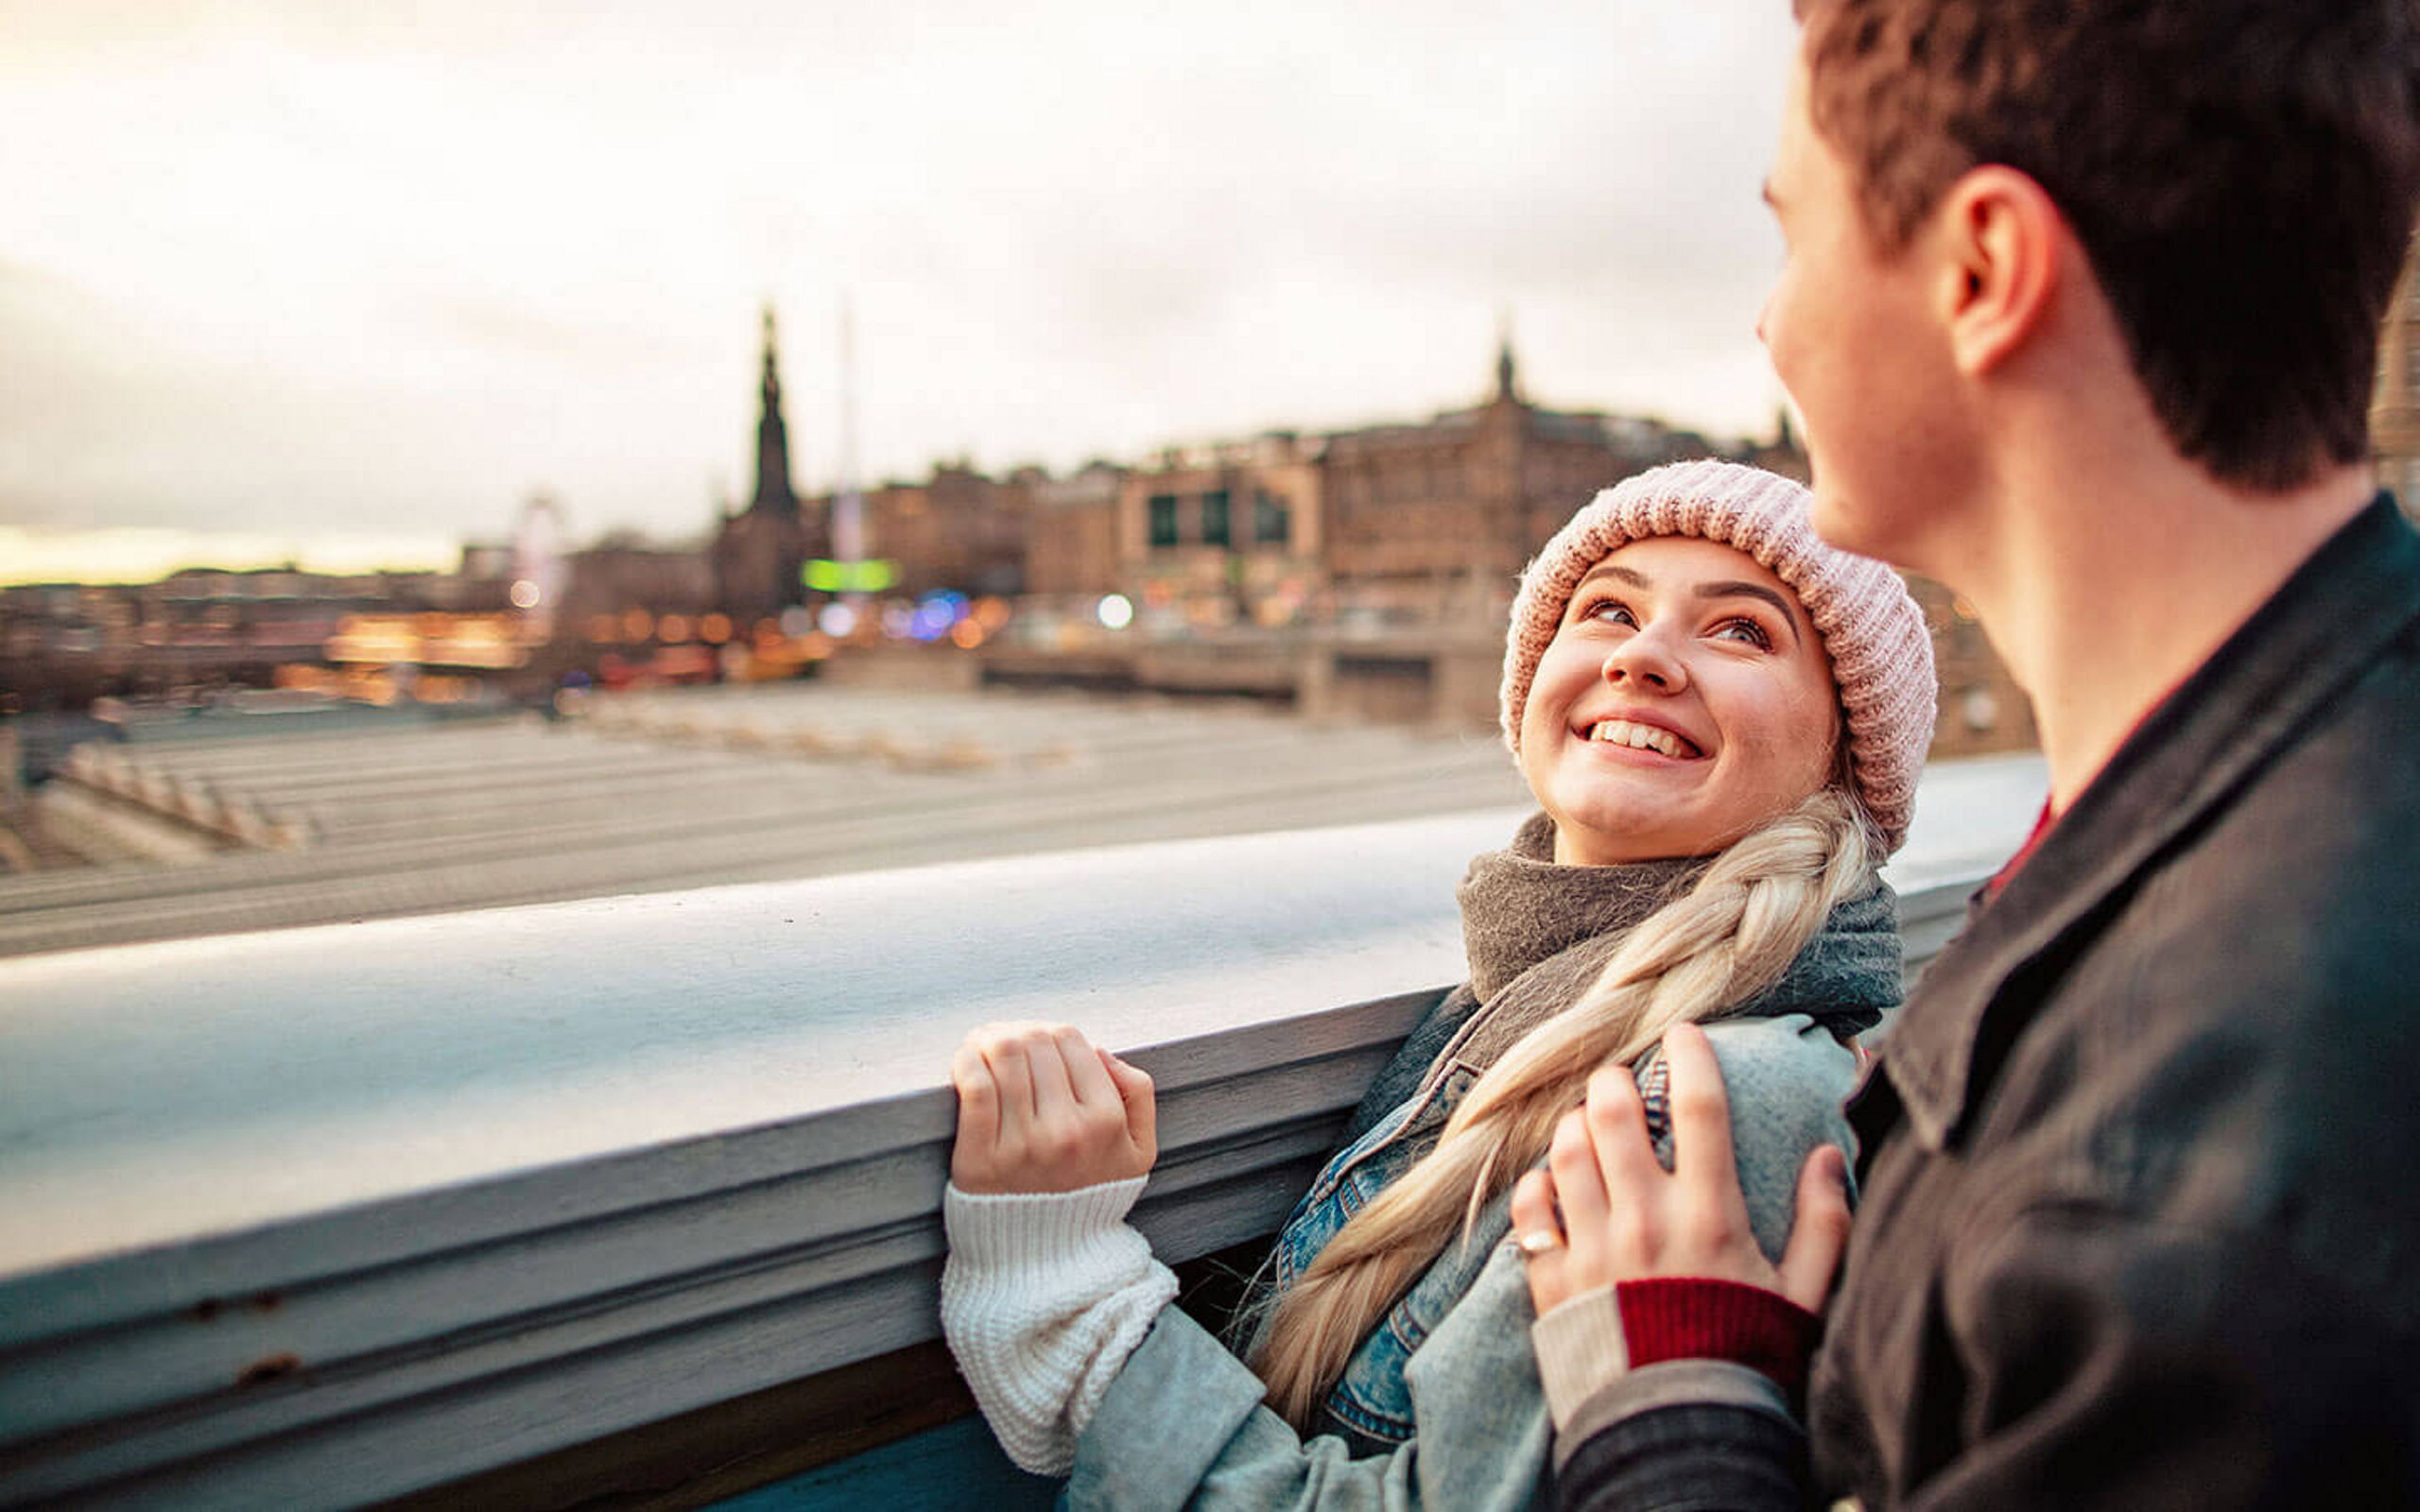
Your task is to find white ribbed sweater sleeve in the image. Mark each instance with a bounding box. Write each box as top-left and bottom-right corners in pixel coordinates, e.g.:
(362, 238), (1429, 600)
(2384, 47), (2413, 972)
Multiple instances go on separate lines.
(940, 1177), (1180, 1477)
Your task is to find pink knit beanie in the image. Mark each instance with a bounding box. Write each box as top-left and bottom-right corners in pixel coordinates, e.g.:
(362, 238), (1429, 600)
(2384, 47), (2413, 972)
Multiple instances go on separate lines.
(1501, 458), (1935, 852)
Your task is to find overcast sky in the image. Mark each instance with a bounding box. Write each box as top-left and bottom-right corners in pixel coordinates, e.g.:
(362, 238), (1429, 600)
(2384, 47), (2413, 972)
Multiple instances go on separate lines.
(0, 0), (1801, 580)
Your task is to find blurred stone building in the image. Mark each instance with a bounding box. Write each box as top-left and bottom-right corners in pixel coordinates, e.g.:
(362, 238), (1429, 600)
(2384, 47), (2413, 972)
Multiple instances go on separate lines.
(1317, 343), (1705, 621)
(1117, 432), (1326, 631)
(0, 568), (489, 713)
(1023, 463), (1128, 600)
(1098, 344), (1714, 634)
(560, 538), (716, 635)
(858, 463), (1033, 599)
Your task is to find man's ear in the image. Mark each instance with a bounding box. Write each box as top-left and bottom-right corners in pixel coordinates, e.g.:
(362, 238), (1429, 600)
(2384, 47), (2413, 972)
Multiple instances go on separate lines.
(1933, 165), (2065, 377)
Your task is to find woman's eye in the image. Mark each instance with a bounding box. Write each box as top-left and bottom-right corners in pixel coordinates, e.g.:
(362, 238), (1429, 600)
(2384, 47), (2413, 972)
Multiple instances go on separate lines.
(1713, 618), (1772, 649)
(1584, 599), (1636, 627)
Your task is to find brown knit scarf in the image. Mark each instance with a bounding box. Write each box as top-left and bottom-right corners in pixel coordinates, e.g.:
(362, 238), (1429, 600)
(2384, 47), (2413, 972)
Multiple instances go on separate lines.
(1335, 811), (1898, 1148)
(1434, 811), (1710, 1081)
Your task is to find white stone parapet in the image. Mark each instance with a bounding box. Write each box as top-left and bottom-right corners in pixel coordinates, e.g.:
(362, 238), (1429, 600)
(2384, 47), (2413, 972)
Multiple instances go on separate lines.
(0, 798), (2015, 1509)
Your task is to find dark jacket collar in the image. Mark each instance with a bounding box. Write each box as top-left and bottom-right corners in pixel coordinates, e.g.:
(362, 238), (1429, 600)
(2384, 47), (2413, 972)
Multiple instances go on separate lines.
(1882, 492), (2420, 1150)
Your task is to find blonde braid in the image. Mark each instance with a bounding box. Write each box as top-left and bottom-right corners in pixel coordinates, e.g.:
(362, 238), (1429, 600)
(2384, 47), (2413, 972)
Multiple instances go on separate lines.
(1249, 788), (1876, 1430)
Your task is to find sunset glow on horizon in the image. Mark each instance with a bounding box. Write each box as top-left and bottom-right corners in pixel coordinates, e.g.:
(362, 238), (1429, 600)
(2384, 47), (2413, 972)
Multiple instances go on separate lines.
(0, 527), (460, 588)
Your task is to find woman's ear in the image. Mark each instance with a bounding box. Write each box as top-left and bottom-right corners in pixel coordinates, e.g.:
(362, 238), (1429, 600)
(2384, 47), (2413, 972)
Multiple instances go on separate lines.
(1929, 164), (2066, 378)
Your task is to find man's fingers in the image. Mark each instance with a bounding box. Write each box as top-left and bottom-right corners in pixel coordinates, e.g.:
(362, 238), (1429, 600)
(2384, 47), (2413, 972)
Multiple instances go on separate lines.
(1100, 1050), (1157, 1157)
(1510, 1167), (1572, 1312)
(1582, 1059), (1668, 1194)
(1774, 1143), (1853, 1312)
(1547, 1105), (1614, 1242)
(1510, 1166), (1563, 1247)
(1662, 1022), (1742, 1194)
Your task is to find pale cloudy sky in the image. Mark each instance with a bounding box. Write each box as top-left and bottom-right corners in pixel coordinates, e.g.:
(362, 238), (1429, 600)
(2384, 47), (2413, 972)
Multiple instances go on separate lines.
(0, 0), (1801, 580)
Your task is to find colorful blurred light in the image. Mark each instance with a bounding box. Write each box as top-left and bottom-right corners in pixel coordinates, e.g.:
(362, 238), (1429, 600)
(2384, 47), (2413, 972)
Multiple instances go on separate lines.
(907, 590), (970, 643)
(1096, 593), (1134, 630)
(908, 603), (951, 642)
(803, 558), (901, 593)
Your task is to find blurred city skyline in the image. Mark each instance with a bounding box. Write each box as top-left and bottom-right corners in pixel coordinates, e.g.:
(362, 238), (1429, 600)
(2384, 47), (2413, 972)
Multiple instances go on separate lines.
(1, 0), (1801, 583)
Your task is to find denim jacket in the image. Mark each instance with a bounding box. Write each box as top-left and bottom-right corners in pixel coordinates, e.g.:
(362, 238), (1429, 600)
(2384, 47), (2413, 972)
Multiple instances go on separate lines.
(1270, 1057), (1492, 1455)
(1064, 1010), (1861, 1511)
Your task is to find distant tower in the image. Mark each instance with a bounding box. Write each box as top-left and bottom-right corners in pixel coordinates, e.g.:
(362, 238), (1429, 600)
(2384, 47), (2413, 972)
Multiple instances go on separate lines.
(712, 305), (822, 633)
(1495, 310), (1520, 404)
(1480, 317), (1530, 585)
(752, 306), (800, 519)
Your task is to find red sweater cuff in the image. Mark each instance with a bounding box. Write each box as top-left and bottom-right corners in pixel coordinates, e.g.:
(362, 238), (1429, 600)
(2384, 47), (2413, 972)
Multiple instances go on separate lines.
(1614, 1277), (1823, 1397)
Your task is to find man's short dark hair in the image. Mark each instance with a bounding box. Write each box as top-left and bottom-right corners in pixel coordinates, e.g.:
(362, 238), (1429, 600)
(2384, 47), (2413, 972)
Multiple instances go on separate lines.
(1798, 0), (2420, 490)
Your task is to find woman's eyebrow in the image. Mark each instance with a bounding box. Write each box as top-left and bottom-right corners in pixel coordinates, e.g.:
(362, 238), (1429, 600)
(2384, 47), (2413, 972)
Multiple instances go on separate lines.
(1696, 580), (1800, 625)
(1575, 563), (1650, 591)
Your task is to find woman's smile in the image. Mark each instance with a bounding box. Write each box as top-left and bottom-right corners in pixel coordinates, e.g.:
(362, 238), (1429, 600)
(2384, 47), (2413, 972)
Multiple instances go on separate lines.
(1577, 715), (1706, 761)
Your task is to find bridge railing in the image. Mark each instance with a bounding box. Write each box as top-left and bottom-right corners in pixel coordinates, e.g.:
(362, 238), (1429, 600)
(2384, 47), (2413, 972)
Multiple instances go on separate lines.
(0, 807), (1986, 1511)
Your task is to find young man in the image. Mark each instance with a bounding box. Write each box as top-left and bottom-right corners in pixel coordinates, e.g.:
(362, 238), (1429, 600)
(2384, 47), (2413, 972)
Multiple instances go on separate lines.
(1507, 1), (2420, 1505)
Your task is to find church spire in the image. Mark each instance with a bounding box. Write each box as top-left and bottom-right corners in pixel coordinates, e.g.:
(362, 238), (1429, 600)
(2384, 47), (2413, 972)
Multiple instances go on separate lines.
(751, 304), (799, 519)
(1494, 309), (1520, 404)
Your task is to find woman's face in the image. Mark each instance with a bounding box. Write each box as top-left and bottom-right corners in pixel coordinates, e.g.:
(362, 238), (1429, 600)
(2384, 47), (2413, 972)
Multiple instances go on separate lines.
(1518, 536), (1841, 866)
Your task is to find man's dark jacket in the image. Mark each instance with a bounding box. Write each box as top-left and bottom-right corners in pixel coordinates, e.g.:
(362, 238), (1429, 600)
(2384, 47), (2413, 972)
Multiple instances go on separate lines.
(1555, 493), (2420, 1509)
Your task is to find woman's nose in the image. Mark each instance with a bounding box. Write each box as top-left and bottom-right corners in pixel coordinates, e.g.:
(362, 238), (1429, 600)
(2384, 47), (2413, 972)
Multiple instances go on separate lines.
(1602, 631), (1686, 693)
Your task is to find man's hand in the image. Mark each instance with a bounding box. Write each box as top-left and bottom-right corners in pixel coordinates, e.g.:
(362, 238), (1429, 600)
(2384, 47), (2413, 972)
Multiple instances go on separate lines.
(949, 1021), (1158, 1194)
(1510, 1021), (1851, 1314)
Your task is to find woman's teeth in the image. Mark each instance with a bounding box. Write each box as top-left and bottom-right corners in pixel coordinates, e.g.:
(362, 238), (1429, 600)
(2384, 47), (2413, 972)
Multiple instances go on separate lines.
(1589, 719), (1695, 759)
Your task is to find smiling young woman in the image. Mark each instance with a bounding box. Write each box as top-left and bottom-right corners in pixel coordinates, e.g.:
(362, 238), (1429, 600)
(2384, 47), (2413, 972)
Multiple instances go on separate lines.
(933, 460), (1936, 1508)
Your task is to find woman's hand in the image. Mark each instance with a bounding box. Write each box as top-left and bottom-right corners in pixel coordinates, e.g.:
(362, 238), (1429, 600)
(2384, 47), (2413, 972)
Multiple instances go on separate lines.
(1510, 1021), (1851, 1314)
(950, 1021), (1158, 1194)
